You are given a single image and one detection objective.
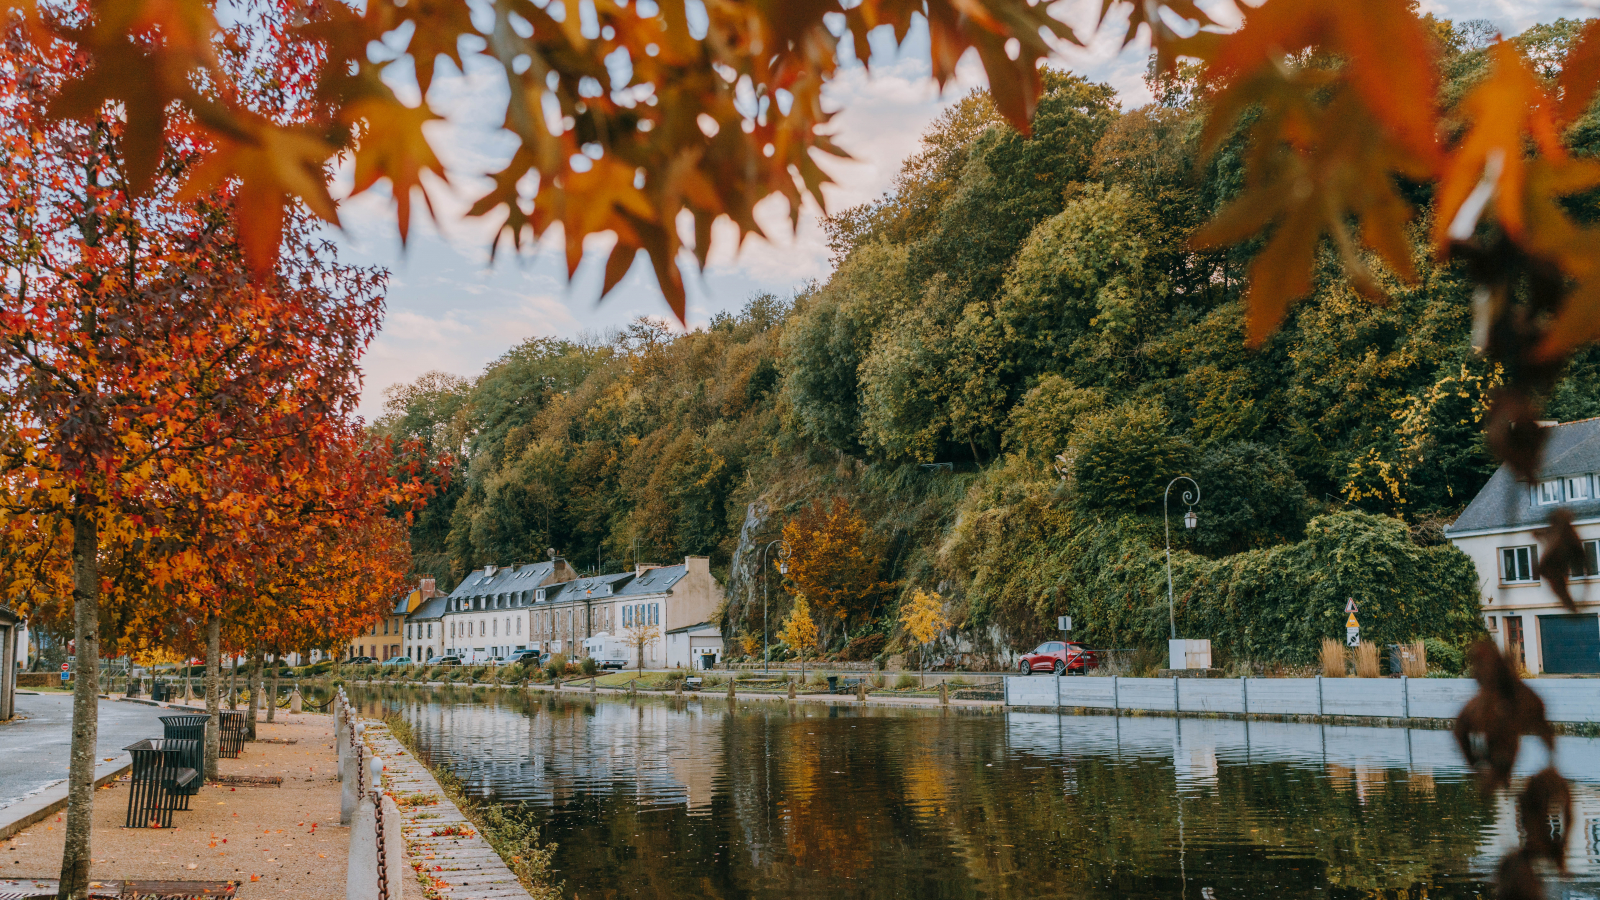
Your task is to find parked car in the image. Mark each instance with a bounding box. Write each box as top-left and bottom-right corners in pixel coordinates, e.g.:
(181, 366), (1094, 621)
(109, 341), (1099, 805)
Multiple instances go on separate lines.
(427, 655), (462, 666)
(581, 634), (630, 670)
(484, 655), (509, 666)
(381, 656), (410, 666)
(1017, 641), (1098, 675)
(509, 649), (544, 666)
(347, 656), (376, 665)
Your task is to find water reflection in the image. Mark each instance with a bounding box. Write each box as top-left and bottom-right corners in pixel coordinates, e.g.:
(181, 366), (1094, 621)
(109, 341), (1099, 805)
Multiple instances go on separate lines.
(352, 686), (1600, 900)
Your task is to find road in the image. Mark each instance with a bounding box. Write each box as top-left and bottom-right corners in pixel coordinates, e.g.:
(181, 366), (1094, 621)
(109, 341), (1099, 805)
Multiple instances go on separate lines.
(0, 692), (171, 810)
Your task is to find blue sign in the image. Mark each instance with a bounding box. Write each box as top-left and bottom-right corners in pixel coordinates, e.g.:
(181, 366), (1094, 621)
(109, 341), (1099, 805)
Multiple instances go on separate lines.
(60, 670), (69, 681)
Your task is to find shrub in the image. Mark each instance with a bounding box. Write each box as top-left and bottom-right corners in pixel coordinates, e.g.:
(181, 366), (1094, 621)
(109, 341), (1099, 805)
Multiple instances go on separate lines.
(468, 665), (488, 683)
(503, 663), (524, 681)
(544, 654), (567, 680)
(894, 673), (918, 690)
(842, 633), (887, 661)
(579, 657), (598, 676)
(1423, 638), (1464, 676)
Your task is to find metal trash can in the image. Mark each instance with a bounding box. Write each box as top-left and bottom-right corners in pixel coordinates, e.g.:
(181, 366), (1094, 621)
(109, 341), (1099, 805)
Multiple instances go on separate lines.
(826, 676), (838, 693)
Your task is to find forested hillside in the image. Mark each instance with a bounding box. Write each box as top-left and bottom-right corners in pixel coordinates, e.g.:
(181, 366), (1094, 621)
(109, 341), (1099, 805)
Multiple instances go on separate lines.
(377, 19), (1600, 668)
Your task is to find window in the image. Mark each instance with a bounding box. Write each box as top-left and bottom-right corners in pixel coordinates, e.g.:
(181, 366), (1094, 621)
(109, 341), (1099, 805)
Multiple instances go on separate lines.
(1569, 476), (1594, 502)
(625, 606), (632, 627)
(427, 624), (433, 638)
(1571, 540), (1600, 579)
(1539, 480), (1565, 505)
(650, 604), (658, 625)
(1486, 615), (1498, 632)
(1502, 546), (1538, 583)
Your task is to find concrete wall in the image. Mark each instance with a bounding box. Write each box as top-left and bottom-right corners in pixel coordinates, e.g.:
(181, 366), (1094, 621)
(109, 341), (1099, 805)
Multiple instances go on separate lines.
(1006, 674), (1600, 723)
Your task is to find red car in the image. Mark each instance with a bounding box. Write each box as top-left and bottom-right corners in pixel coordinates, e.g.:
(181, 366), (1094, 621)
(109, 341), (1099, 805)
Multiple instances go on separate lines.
(1017, 641), (1097, 675)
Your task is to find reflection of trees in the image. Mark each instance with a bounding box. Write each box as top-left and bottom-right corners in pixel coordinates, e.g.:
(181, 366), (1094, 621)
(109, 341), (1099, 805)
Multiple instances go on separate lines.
(355, 689), (1502, 899)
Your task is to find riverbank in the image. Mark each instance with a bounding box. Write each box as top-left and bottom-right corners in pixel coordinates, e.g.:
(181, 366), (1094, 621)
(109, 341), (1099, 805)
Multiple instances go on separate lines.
(0, 712), (346, 899)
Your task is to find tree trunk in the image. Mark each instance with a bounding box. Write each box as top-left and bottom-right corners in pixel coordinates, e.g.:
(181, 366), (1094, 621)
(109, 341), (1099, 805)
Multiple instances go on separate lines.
(266, 650), (279, 724)
(204, 614), (221, 782)
(245, 647), (262, 741)
(57, 509), (100, 900)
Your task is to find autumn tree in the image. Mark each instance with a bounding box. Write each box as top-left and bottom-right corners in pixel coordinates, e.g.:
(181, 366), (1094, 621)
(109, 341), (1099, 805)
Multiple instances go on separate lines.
(623, 620), (660, 676)
(776, 594), (819, 684)
(0, 13), (397, 898)
(781, 498), (895, 639)
(899, 589), (950, 688)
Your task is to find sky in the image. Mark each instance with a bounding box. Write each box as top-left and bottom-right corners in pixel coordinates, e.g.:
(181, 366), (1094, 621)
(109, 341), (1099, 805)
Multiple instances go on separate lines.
(336, 0), (1570, 422)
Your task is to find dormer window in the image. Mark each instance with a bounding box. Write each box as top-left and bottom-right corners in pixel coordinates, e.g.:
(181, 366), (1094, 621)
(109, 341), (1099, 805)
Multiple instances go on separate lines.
(1568, 476), (1593, 502)
(536, 589), (545, 601)
(1538, 480), (1564, 505)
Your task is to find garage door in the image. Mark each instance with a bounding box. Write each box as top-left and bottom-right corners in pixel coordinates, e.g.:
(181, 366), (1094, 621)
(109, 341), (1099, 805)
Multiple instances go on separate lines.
(1538, 614), (1600, 674)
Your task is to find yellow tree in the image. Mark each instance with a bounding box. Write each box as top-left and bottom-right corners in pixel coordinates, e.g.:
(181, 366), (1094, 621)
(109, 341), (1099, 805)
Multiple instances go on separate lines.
(781, 498), (895, 639)
(899, 589), (950, 688)
(776, 594), (819, 684)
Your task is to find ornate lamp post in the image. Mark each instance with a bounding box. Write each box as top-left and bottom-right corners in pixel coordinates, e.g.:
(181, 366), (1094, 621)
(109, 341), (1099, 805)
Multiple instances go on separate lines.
(1164, 476), (1200, 641)
(761, 540), (790, 674)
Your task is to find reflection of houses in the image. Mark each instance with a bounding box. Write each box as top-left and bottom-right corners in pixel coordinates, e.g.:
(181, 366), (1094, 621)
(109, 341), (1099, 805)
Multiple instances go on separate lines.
(1448, 418), (1600, 674)
(1478, 779), (1600, 877)
(430, 556), (724, 667)
(412, 697), (723, 813)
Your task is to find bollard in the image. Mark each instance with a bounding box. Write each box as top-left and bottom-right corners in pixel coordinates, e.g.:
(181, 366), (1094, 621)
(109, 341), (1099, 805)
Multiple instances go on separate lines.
(589, 677), (596, 693)
(345, 747), (381, 900)
(381, 792), (404, 900)
(340, 724), (363, 825)
(787, 679), (796, 701)
(726, 677), (736, 700)
(857, 680), (867, 702)
(939, 682), (949, 706)
(289, 688), (303, 715)
(675, 679), (683, 697)
(554, 677), (561, 692)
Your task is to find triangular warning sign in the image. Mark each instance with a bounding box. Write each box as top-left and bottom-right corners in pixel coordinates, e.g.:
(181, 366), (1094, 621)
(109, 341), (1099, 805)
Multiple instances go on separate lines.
(1345, 598), (1359, 613)
(1346, 612), (1359, 628)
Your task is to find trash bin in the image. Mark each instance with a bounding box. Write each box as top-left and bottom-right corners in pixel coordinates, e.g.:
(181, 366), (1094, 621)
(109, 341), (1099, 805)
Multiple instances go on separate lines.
(826, 676), (838, 693)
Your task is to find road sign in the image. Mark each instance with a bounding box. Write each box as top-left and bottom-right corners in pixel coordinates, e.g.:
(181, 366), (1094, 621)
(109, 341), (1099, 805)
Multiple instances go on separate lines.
(1057, 615), (1072, 632)
(1345, 598), (1359, 613)
(60, 669), (69, 681)
(1346, 627), (1360, 647)
(1346, 612), (1359, 628)
(60, 662), (69, 672)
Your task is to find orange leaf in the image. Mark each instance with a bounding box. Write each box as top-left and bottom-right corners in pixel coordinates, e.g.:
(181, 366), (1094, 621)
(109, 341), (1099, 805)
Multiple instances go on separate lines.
(1558, 19), (1600, 127)
(344, 95), (447, 245)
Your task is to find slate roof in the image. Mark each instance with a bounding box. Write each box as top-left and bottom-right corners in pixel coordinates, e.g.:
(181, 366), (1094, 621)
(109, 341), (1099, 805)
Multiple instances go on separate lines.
(615, 564), (687, 597)
(445, 561), (563, 609)
(542, 572), (635, 603)
(1449, 417), (1600, 534)
(408, 595), (450, 621)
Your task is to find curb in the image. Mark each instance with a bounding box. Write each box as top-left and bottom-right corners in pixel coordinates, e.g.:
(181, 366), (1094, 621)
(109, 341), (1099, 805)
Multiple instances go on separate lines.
(0, 757), (132, 841)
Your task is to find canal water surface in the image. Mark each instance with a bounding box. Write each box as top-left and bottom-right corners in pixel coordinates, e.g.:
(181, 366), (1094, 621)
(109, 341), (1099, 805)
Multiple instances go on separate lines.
(352, 686), (1600, 900)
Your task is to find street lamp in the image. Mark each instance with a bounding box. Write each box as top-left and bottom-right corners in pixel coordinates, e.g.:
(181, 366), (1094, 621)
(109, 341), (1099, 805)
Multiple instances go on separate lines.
(1164, 476), (1201, 641)
(761, 540), (790, 674)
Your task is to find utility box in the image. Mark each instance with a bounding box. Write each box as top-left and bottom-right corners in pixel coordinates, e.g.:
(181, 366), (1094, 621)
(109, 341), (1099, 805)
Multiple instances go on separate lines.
(1168, 639), (1212, 671)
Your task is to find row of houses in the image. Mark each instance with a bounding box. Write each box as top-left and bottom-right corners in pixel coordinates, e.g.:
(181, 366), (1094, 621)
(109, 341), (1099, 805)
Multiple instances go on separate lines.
(347, 556), (727, 670)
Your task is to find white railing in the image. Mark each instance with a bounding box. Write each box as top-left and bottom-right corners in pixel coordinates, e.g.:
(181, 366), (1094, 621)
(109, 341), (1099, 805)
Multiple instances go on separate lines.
(1004, 675), (1600, 724)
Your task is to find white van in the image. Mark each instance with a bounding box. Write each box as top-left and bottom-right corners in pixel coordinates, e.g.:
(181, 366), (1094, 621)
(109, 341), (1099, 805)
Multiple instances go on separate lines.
(582, 633), (630, 670)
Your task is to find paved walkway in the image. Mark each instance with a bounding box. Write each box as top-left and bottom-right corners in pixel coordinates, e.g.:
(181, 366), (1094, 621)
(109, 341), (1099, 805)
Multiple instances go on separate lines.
(365, 721), (534, 900)
(0, 694), (170, 810)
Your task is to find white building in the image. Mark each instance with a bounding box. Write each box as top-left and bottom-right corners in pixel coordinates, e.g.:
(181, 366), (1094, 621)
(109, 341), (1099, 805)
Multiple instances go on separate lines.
(664, 623), (724, 670)
(436, 559), (578, 662)
(1447, 417), (1600, 674)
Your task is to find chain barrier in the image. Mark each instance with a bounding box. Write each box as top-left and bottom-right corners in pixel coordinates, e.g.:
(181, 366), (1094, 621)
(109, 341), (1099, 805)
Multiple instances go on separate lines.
(340, 687), (390, 900)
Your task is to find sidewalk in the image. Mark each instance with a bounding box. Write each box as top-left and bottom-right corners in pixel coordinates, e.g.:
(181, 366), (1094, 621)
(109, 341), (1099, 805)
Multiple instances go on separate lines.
(0, 693), (170, 810)
(0, 712), (348, 899)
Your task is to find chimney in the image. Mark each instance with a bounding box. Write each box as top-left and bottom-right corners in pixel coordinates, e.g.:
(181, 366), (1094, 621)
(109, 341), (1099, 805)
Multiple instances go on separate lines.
(420, 577), (437, 598)
(636, 563), (661, 576)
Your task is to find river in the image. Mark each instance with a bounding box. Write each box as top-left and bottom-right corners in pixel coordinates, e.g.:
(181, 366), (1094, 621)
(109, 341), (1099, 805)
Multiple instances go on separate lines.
(350, 685), (1600, 900)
